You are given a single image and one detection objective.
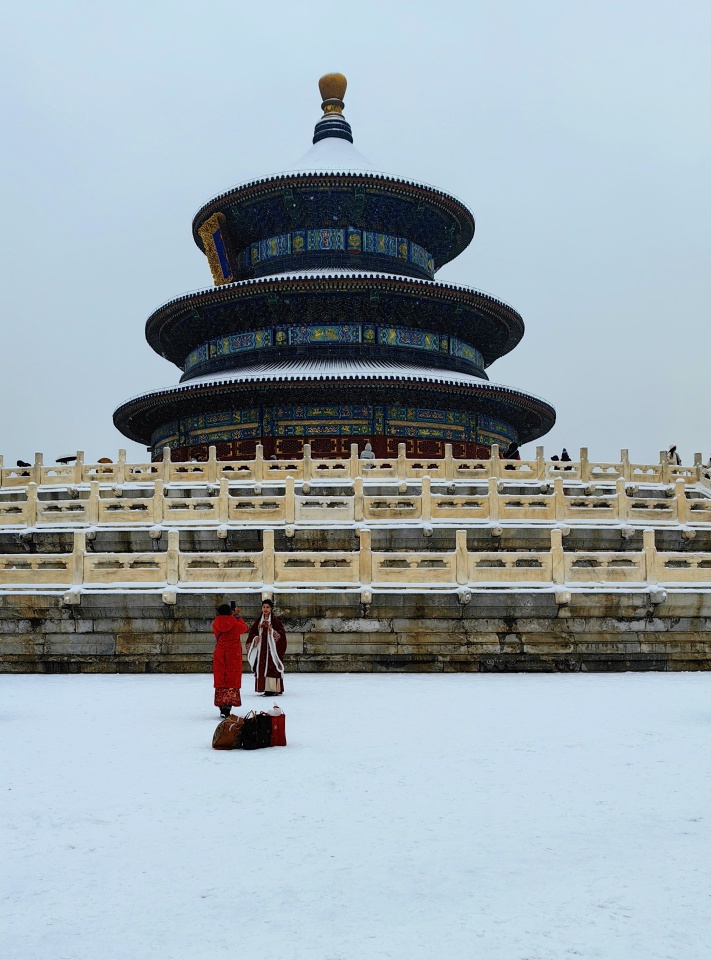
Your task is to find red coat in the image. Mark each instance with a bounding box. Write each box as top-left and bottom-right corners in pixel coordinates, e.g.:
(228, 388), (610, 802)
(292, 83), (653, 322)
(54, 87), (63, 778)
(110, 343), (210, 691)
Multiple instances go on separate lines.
(212, 614), (248, 689)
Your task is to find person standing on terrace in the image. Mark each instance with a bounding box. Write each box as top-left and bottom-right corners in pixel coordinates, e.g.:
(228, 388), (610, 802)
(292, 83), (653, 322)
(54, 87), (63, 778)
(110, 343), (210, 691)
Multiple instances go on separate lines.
(246, 599), (288, 696)
(212, 604), (249, 717)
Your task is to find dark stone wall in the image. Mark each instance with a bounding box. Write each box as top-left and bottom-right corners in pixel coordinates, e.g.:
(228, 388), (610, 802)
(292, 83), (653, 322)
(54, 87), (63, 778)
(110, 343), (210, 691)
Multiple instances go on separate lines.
(2, 590), (711, 674)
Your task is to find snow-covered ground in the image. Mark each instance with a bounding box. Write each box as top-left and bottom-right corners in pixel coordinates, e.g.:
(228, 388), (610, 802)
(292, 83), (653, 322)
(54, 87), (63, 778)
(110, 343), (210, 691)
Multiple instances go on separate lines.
(2, 672), (711, 960)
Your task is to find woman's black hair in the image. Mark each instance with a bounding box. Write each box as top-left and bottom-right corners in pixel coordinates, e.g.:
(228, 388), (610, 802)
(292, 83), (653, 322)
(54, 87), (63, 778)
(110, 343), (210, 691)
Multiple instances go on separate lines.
(261, 598), (274, 608)
(216, 603), (232, 615)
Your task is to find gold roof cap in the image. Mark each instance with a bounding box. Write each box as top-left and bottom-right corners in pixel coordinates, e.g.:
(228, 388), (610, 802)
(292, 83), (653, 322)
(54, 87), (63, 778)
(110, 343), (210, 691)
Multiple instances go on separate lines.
(319, 72), (347, 115)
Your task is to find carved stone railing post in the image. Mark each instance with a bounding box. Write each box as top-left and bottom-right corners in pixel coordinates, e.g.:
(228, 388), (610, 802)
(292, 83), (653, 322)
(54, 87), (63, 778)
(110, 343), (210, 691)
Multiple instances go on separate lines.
(554, 476), (566, 521)
(33, 452), (43, 486)
(675, 478), (688, 525)
(350, 443), (360, 480)
(455, 528), (468, 585)
(358, 527), (372, 586)
(285, 475), (295, 524)
(72, 530), (85, 586)
(397, 443), (407, 480)
(218, 477), (229, 523)
(153, 480), (164, 524)
(74, 451), (84, 485)
(26, 482), (37, 527)
(620, 449), (630, 481)
(660, 450), (670, 485)
(354, 476), (364, 522)
(166, 530), (180, 586)
(162, 445), (172, 482)
(303, 443), (312, 481)
(421, 475), (432, 522)
(207, 445), (218, 484)
(643, 528), (658, 584)
(535, 446), (545, 480)
(616, 477), (628, 521)
(550, 528), (565, 584)
(88, 481), (100, 525)
(444, 443), (454, 482)
(694, 452), (703, 482)
(490, 443), (500, 478)
(488, 477), (499, 522)
(117, 449), (127, 485)
(579, 447), (590, 482)
(262, 528), (275, 589)
(254, 443), (264, 482)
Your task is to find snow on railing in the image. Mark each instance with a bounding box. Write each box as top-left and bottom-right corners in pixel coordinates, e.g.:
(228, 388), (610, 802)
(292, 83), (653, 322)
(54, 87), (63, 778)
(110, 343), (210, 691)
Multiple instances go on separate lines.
(1, 473), (710, 530)
(1, 444), (706, 490)
(0, 529), (709, 601)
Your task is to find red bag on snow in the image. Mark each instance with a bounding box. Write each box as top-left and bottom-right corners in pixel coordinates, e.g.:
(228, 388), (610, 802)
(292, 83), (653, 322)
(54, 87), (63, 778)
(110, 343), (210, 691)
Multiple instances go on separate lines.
(268, 705), (286, 746)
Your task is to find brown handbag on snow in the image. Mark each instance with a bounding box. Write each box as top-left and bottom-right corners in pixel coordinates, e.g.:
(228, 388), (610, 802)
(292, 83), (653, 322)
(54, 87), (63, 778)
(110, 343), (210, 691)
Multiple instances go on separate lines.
(212, 714), (246, 750)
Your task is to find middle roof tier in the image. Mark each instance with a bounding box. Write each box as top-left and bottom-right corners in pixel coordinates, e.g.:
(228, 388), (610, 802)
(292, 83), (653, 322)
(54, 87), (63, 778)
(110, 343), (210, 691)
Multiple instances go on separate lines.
(146, 269), (524, 373)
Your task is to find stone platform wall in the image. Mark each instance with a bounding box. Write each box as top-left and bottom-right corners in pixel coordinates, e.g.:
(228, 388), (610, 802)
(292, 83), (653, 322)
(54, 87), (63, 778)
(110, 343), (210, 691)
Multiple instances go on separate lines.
(3, 589), (711, 674)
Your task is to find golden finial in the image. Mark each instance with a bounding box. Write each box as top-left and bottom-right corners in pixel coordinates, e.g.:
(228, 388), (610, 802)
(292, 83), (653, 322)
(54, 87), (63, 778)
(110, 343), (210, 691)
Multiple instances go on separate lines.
(319, 72), (347, 115)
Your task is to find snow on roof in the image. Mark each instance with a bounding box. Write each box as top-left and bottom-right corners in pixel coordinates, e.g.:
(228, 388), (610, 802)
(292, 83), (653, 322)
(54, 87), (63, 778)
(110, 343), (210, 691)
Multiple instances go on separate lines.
(284, 136), (380, 176)
(120, 359), (549, 408)
(192, 135), (471, 221)
(149, 269), (520, 320)
(187, 358), (491, 387)
(253, 266), (419, 282)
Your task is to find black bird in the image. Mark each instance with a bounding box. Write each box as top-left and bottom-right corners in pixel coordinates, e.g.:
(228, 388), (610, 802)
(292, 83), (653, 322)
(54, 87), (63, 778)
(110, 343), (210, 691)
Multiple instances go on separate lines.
(56, 455), (77, 464)
(17, 460), (31, 467)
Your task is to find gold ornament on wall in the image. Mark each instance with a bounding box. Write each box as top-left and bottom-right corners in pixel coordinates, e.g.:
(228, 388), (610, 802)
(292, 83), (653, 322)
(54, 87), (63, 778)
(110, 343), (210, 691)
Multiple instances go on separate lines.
(198, 213), (234, 286)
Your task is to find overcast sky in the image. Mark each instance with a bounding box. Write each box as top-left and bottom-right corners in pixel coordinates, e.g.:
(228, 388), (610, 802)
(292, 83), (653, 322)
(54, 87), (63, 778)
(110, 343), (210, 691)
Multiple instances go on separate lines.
(1, 0), (709, 467)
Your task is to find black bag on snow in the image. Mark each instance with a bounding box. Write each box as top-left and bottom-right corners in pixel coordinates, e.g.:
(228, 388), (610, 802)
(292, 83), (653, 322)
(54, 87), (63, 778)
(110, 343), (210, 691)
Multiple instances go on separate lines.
(241, 711), (272, 750)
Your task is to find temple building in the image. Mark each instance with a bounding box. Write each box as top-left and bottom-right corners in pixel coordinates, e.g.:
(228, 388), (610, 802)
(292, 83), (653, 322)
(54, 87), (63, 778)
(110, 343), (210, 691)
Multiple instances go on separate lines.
(114, 74), (555, 461)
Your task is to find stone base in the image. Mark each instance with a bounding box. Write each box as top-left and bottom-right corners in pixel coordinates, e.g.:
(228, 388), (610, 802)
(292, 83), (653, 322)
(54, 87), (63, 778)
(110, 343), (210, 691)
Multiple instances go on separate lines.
(2, 590), (711, 673)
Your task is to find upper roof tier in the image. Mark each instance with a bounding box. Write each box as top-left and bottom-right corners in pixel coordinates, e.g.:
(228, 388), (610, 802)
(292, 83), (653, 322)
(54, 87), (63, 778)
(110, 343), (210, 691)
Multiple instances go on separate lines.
(191, 75), (475, 283)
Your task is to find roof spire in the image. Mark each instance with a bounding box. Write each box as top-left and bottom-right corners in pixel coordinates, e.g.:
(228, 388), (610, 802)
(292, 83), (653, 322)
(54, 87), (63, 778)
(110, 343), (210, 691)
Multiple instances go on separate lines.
(313, 72), (353, 144)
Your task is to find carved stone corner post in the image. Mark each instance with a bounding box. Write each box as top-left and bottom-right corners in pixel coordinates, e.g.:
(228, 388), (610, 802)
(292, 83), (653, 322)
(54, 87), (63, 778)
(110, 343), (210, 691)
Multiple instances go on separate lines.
(358, 527), (372, 587)
(455, 529), (468, 586)
(643, 528), (658, 585)
(262, 528), (275, 589)
(550, 527), (565, 585)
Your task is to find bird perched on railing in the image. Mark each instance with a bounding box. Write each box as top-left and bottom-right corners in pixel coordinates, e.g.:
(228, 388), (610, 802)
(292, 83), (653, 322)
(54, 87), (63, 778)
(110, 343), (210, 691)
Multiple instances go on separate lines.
(56, 456), (77, 464)
(16, 460), (30, 467)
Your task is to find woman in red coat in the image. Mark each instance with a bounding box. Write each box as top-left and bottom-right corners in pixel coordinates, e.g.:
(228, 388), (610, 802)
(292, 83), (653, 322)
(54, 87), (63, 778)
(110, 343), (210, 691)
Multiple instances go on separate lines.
(212, 604), (248, 717)
(246, 599), (287, 696)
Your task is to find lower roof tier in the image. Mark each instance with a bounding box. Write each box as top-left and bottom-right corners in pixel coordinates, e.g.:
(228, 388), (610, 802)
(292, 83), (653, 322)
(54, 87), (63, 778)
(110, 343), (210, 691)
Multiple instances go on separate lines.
(114, 359), (556, 451)
(145, 270), (524, 370)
